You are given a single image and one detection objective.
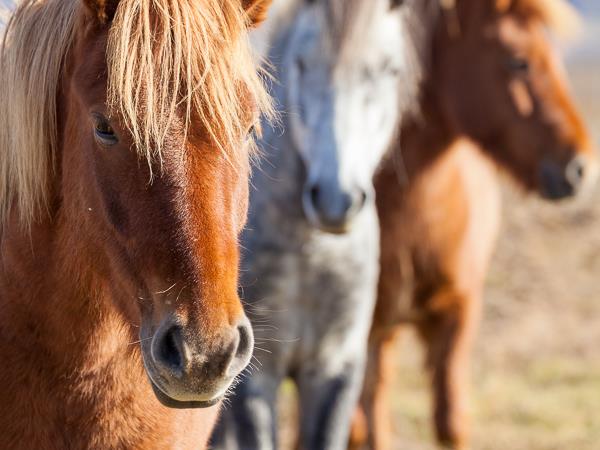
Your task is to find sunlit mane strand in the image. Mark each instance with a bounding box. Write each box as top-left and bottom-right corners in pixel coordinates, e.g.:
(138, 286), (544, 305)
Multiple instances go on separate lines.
(0, 0), (272, 228)
(107, 0), (272, 169)
(0, 0), (78, 228)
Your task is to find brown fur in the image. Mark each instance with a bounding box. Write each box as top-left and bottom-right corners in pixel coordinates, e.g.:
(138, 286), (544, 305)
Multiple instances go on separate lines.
(350, 0), (596, 449)
(0, 0), (272, 448)
(83, 0), (118, 22)
(243, 0), (274, 26)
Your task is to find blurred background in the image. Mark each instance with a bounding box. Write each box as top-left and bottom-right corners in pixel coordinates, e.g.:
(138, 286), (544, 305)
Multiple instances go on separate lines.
(365, 2), (600, 449)
(280, 1), (600, 449)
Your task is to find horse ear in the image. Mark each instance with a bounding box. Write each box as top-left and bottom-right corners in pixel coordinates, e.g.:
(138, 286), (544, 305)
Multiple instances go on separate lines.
(82, 0), (120, 24)
(242, 0), (273, 28)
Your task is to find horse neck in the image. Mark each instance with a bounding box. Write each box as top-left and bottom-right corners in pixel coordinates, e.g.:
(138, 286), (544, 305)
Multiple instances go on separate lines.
(397, 79), (455, 179)
(395, 10), (459, 180)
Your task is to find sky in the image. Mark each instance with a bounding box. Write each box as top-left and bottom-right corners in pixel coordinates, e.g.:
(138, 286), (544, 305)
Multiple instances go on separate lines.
(571, 0), (600, 14)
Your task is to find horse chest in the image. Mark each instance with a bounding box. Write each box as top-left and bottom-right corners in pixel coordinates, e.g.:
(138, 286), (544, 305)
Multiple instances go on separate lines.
(295, 227), (380, 357)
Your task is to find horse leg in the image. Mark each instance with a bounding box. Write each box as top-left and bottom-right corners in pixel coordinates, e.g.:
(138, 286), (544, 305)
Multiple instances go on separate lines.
(348, 405), (368, 450)
(210, 373), (282, 450)
(351, 220), (409, 449)
(296, 357), (366, 450)
(354, 326), (402, 450)
(350, 266), (409, 448)
(417, 287), (481, 450)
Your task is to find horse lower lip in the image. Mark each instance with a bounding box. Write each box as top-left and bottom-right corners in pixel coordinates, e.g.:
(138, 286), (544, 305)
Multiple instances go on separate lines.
(314, 219), (353, 234)
(149, 380), (222, 409)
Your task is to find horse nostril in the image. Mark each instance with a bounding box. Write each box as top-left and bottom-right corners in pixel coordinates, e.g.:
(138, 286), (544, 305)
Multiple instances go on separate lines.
(565, 156), (586, 189)
(309, 184), (320, 208)
(355, 188), (368, 210)
(236, 323), (251, 359)
(156, 326), (185, 374)
(226, 318), (254, 378)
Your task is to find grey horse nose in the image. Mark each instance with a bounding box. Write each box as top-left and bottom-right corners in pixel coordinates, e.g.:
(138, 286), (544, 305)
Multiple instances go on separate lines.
(304, 183), (367, 232)
(540, 156), (588, 200)
(565, 156), (586, 189)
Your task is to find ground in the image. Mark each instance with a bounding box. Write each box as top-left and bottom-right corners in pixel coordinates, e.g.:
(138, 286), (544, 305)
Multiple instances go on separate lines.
(276, 14), (600, 450)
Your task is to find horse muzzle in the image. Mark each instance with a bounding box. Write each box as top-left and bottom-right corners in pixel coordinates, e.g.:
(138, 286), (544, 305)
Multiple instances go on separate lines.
(539, 155), (598, 200)
(140, 314), (254, 409)
(302, 181), (370, 233)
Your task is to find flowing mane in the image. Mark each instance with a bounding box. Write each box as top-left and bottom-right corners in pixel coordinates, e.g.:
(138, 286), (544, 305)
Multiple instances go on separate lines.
(0, 0), (271, 227)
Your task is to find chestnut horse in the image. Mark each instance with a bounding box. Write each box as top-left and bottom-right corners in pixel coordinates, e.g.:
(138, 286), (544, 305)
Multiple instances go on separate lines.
(0, 0), (272, 448)
(351, 0), (597, 449)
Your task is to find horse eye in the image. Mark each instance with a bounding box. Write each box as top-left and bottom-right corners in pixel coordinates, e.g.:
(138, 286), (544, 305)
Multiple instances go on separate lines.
(507, 57), (530, 74)
(247, 123), (259, 140)
(93, 115), (118, 146)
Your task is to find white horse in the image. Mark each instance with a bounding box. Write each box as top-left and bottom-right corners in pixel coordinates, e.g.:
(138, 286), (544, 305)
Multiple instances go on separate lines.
(211, 0), (424, 448)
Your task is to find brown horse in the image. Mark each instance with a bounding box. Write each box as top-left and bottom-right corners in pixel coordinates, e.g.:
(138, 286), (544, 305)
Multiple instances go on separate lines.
(351, 0), (597, 449)
(0, 0), (272, 448)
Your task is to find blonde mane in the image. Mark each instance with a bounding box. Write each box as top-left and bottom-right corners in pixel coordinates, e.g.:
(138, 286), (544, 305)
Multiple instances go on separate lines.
(0, 0), (271, 228)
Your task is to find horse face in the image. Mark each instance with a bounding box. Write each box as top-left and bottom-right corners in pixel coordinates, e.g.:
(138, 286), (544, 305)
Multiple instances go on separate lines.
(436, 0), (597, 199)
(284, 0), (406, 233)
(57, 0), (272, 408)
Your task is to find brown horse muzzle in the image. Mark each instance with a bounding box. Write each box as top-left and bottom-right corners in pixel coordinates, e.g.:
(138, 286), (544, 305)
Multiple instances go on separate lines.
(141, 314), (254, 409)
(539, 154), (598, 200)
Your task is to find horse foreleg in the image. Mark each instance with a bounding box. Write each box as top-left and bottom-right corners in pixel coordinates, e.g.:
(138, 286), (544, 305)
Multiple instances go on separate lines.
(210, 373), (281, 450)
(417, 288), (481, 450)
(296, 358), (366, 450)
(348, 400), (368, 450)
(349, 326), (401, 450)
